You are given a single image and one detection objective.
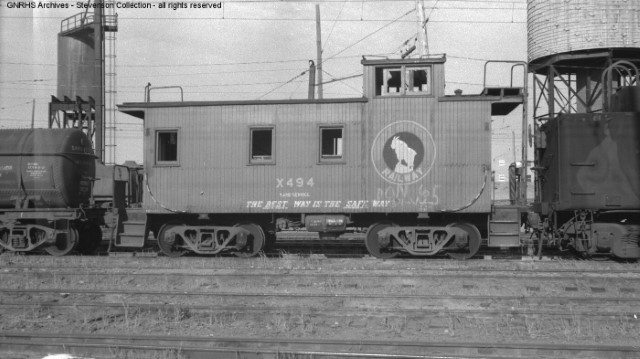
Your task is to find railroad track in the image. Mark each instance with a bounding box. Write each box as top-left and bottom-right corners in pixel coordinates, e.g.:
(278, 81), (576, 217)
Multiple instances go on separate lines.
(1, 332), (639, 359)
(1, 251), (637, 273)
(1, 255), (639, 359)
(4, 266), (640, 278)
(1, 300), (637, 318)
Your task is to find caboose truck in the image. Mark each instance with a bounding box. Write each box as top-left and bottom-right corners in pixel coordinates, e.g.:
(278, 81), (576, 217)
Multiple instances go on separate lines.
(117, 55), (528, 258)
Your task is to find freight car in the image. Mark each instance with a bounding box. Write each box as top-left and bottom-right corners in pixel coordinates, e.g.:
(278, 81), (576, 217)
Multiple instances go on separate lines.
(530, 63), (640, 259)
(0, 128), (142, 255)
(117, 55), (529, 258)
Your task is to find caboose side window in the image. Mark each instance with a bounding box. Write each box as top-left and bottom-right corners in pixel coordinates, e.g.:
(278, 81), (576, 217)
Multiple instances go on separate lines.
(320, 126), (344, 162)
(156, 130), (179, 165)
(250, 127), (274, 164)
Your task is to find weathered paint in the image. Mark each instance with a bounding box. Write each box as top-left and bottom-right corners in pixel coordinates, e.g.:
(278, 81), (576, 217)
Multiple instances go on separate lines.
(540, 113), (640, 210)
(134, 95), (492, 215)
(119, 58), (495, 216)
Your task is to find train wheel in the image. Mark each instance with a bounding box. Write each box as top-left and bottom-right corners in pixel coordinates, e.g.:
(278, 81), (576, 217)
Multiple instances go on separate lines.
(45, 226), (78, 256)
(157, 222), (188, 258)
(0, 231), (6, 254)
(446, 222), (481, 260)
(233, 223), (265, 258)
(77, 223), (103, 255)
(365, 222), (399, 259)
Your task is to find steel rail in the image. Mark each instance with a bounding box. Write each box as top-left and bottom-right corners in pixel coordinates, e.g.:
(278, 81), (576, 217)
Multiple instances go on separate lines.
(1, 301), (635, 319)
(1, 288), (639, 303)
(5, 259), (640, 280)
(2, 268), (640, 280)
(1, 332), (639, 358)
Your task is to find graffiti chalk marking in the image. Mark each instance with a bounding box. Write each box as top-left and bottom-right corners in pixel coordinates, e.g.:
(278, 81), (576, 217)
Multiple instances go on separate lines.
(376, 184), (440, 211)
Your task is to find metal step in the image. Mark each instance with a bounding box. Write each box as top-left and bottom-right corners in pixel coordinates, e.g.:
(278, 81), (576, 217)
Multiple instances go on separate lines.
(122, 221), (146, 236)
(116, 234), (145, 248)
(123, 209), (148, 222)
(489, 206), (521, 247)
(489, 221), (520, 234)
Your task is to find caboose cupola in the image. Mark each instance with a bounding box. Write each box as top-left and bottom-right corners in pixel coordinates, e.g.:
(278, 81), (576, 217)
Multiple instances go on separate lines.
(361, 56), (446, 98)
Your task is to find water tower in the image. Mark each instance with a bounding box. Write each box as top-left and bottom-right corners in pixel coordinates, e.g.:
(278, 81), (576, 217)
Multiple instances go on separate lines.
(528, 0), (640, 119)
(49, 1), (118, 164)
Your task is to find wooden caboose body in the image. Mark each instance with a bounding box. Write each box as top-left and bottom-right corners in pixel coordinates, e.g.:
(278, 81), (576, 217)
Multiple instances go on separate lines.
(119, 56), (525, 258)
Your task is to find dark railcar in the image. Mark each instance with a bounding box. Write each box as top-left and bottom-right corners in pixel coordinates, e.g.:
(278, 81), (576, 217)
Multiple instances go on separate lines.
(0, 129), (95, 209)
(533, 112), (640, 258)
(0, 129), (141, 256)
(539, 113), (640, 211)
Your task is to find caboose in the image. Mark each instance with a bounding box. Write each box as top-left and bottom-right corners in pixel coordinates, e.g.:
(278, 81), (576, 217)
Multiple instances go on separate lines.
(118, 55), (526, 258)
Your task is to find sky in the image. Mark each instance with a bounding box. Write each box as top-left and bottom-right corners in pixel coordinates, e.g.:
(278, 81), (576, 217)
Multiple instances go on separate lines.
(0, 0), (528, 165)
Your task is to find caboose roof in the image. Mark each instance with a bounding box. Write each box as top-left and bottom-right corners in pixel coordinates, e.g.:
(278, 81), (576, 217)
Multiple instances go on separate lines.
(118, 97), (368, 119)
(360, 55), (446, 66)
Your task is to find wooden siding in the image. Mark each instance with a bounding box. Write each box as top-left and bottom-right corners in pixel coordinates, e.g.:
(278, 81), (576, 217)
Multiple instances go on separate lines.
(364, 97), (492, 213)
(142, 97), (492, 214)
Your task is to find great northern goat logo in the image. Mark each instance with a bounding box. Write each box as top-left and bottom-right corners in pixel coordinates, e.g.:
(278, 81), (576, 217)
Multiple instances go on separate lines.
(371, 121), (436, 185)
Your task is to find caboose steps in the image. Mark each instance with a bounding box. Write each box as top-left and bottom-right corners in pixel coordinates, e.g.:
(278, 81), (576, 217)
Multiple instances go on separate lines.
(114, 208), (147, 248)
(123, 221), (146, 235)
(488, 206), (522, 248)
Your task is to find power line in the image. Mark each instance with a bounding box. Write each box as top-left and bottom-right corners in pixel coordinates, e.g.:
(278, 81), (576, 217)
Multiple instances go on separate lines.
(0, 101), (32, 111)
(257, 71), (309, 99)
(323, 8), (415, 64)
(322, 0), (347, 52)
(0, 56), (360, 68)
(0, 16), (526, 23)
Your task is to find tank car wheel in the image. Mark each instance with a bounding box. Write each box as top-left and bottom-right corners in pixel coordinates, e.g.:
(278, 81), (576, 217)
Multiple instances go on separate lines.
(45, 226), (79, 257)
(365, 222), (400, 259)
(157, 222), (188, 258)
(446, 222), (481, 260)
(233, 223), (265, 258)
(77, 223), (103, 255)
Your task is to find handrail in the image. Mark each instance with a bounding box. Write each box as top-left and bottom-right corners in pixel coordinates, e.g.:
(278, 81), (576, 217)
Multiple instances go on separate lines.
(601, 60), (640, 112)
(60, 12), (118, 33)
(483, 60), (527, 90)
(61, 13), (93, 32)
(145, 84), (184, 102)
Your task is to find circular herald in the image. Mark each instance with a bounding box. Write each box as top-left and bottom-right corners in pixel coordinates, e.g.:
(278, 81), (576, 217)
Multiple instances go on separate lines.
(371, 121), (436, 185)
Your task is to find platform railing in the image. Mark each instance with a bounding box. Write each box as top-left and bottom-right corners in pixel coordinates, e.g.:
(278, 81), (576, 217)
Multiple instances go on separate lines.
(61, 12), (94, 33)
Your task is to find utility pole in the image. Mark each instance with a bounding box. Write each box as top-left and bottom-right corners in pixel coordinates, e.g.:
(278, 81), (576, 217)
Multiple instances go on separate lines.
(315, 4), (323, 99)
(416, 0), (428, 56)
(31, 99), (35, 129)
(308, 60), (316, 99)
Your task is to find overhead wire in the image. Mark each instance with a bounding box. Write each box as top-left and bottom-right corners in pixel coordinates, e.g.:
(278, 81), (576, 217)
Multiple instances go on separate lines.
(0, 16), (527, 23)
(322, 8), (416, 64)
(257, 71), (310, 99)
(322, 0), (347, 51)
(257, 7), (414, 98)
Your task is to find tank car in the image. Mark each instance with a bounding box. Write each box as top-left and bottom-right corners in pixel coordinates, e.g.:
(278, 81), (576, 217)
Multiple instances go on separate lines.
(0, 128), (141, 256)
(117, 56), (527, 258)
